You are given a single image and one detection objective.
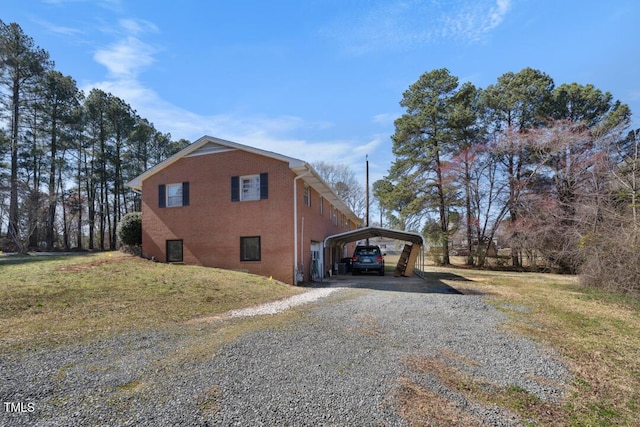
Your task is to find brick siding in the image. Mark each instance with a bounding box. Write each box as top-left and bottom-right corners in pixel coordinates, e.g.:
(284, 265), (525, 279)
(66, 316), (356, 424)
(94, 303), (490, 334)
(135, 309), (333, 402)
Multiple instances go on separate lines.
(141, 148), (355, 284)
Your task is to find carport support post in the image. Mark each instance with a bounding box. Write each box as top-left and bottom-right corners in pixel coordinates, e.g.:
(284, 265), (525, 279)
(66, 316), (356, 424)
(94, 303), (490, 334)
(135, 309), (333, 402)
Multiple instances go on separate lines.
(329, 246), (333, 274)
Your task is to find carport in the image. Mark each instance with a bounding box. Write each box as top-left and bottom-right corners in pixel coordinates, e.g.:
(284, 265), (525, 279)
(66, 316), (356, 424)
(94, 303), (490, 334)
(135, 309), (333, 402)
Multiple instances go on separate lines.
(323, 226), (425, 278)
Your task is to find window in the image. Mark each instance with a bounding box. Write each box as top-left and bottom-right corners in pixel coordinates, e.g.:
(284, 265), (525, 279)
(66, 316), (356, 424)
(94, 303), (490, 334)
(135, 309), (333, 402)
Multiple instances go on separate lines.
(241, 175), (260, 201)
(231, 173), (268, 202)
(304, 185), (311, 206)
(159, 182), (189, 208)
(240, 236), (261, 261)
(319, 196), (323, 215)
(167, 183), (183, 207)
(166, 240), (183, 262)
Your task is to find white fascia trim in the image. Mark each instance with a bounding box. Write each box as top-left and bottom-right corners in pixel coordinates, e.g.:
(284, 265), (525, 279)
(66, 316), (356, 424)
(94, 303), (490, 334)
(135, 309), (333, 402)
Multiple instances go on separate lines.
(125, 135), (307, 191)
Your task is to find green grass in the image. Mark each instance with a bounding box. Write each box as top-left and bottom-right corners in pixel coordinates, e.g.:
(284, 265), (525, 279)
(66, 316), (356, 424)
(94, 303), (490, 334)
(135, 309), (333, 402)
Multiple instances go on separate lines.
(0, 252), (304, 351)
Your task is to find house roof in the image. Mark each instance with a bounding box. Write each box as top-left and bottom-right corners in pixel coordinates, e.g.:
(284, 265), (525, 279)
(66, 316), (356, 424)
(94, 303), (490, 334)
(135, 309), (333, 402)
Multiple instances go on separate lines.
(125, 135), (361, 225)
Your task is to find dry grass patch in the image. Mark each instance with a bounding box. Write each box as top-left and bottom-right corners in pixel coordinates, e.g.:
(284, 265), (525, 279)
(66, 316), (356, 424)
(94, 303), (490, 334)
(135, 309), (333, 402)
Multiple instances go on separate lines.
(350, 313), (386, 338)
(162, 308), (305, 366)
(197, 385), (222, 415)
(117, 379), (147, 392)
(424, 266), (640, 426)
(0, 252), (305, 352)
(396, 377), (486, 427)
(399, 352), (566, 426)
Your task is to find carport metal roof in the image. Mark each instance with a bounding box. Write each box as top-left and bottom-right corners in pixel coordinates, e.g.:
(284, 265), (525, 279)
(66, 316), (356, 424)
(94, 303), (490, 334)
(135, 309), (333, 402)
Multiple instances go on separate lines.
(324, 226), (423, 248)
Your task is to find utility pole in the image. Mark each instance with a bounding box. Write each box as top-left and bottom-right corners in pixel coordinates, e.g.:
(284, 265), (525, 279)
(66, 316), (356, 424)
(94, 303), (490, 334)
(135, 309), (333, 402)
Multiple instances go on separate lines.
(366, 155), (370, 245)
(366, 154), (369, 227)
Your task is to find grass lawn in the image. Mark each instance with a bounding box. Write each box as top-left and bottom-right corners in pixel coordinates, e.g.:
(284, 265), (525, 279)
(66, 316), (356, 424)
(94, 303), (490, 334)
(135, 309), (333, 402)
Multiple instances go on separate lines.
(0, 251), (305, 352)
(2, 252), (638, 425)
(412, 266), (640, 427)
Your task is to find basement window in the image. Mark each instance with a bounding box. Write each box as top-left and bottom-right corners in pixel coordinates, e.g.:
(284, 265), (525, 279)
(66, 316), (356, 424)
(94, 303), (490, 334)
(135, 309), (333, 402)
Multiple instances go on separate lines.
(240, 236), (261, 261)
(166, 239), (183, 263)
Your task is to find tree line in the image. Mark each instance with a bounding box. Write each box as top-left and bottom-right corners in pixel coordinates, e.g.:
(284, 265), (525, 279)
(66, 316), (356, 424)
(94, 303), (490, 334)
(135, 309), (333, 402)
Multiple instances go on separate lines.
(375, 68), (639, 293)
(0, 21), (188, 252)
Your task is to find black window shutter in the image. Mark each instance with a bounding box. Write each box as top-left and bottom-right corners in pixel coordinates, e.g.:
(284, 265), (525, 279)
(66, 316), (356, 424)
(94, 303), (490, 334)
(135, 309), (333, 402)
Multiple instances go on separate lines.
(158, 184), (166, 208)
(182, 182), (190, 206)
(231, 176), (239, 202)
(260, 173), (268, 199)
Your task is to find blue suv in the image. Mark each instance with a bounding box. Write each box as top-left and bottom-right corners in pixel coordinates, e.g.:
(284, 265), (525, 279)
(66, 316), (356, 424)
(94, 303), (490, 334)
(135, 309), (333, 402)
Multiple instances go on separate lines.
(352, 245), (385, 276)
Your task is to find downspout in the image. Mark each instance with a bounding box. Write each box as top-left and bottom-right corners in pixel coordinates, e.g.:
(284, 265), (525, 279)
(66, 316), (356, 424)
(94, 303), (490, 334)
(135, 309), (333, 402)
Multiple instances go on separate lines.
(293, 169), (311, 284)
(323, 235), (332, 279)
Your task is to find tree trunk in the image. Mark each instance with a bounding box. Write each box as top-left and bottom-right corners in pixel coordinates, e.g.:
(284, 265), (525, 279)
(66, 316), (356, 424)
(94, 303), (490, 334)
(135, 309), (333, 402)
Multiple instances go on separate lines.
(8, 84), (21, 249)
(58, 169), (70, 250)
(111, 139), (123, 250)
(435, 150), (450, 265)
(46, 118), (58, 250)
(88, 201), (95, 250)
(508, 153), (522, 268)
(76, 152), (83, 250)
(464, 158), (474, 266)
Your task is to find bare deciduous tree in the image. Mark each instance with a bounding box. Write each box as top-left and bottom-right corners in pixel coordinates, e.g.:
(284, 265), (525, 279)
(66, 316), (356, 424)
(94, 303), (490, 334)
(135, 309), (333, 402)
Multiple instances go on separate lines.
(312, 161), (365, 219)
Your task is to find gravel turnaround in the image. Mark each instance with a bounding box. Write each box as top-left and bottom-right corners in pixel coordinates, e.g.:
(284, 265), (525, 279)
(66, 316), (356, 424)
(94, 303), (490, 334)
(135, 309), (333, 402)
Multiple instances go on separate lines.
(1, 276), (570, 426)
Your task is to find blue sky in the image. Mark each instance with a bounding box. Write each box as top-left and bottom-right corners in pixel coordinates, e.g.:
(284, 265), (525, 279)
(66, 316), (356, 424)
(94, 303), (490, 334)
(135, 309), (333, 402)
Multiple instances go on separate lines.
(4, 0), (640, 186)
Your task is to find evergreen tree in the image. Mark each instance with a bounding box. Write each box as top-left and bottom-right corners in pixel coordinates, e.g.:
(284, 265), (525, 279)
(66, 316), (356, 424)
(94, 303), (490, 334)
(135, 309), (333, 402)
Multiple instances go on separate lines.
(482, 67), (555, 267)
(387, 68), (464, 265)
(0, 21), (52, 250)
(36, 70), (82, 249)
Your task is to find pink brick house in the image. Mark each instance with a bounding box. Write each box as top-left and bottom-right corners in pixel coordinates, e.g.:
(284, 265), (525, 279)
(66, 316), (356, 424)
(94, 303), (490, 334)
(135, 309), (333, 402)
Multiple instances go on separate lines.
(127, 136), (361, 285)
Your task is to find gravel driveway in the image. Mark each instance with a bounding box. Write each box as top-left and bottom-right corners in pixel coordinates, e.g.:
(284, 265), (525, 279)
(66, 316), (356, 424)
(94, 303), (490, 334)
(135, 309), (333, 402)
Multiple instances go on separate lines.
(1, 275), (569, 426)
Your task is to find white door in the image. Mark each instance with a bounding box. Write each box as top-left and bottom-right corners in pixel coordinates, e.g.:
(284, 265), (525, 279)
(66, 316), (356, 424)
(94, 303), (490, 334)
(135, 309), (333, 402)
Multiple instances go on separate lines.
(311, 242), (323, 281)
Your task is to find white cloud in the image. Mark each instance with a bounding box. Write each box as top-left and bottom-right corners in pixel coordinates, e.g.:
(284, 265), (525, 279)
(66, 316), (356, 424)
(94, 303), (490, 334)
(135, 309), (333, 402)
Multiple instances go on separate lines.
(93, 19), (158, 78)
(94, 37), (156, 78)
(85, 16), (382, 174)
(42, 0), (123, 12)
(119, 18), (158, 35)
(444, 0), (513, 40)
(372, 112), (400, 125)
(83, 78), (158, 107)
(35, 19), (83, 36)
(86, 72), (376, 165)
(325, 0), (512, 54)
(491, 0), (512, 28)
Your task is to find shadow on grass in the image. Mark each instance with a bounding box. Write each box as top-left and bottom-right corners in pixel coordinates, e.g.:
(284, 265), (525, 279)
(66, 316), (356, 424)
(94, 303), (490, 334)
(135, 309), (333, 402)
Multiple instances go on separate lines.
(0, 252), (91, 267)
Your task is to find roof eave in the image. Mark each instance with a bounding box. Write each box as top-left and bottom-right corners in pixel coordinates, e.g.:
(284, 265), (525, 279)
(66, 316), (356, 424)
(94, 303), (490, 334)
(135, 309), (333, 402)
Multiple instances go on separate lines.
(124, 135), (213, 190)
(291, 163), (362, 225)
(125, 135), (308, 190)
(124, 135), (362, 225)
